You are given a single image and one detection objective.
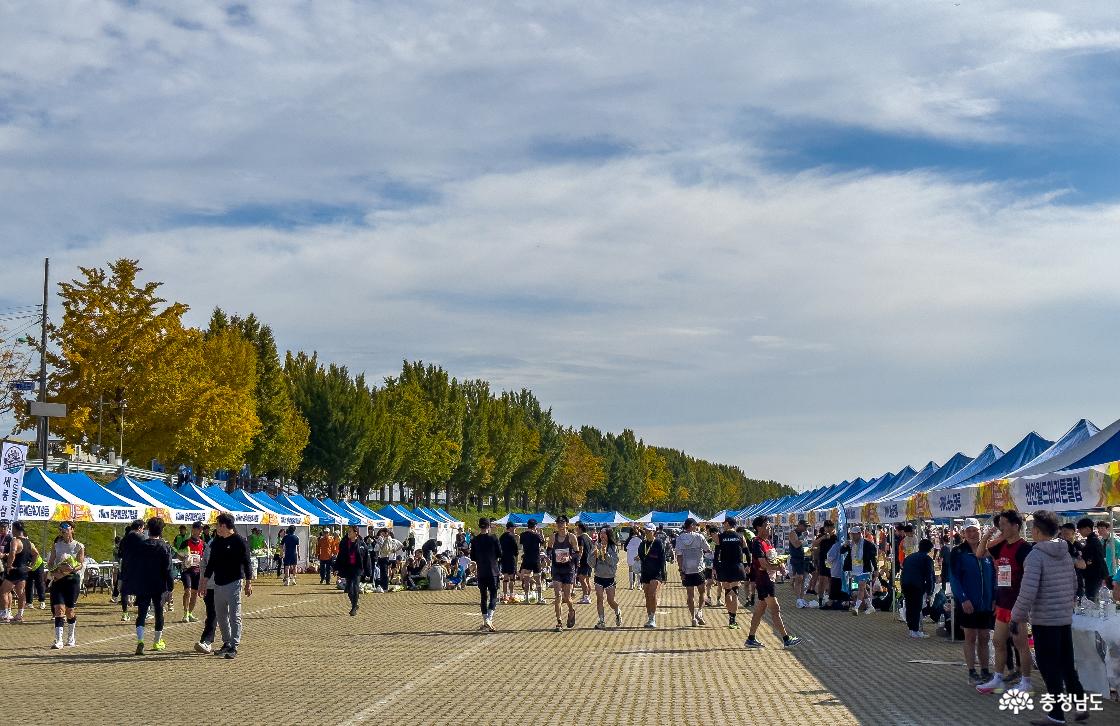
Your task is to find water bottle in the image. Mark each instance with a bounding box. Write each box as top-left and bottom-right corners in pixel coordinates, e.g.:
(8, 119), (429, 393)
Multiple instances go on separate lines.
(1099, 585), (1113, 619)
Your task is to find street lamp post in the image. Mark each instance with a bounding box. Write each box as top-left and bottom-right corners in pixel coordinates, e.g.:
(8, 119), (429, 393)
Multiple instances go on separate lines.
(119, 399), (127, 465)
(97, 395), (103, 458)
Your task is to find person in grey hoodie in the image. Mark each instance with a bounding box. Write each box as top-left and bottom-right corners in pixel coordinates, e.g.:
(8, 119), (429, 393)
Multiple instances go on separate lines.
(675, 517), (713, 626)
(1011, 510), (1086, 725)
(588, 526), (622, 629)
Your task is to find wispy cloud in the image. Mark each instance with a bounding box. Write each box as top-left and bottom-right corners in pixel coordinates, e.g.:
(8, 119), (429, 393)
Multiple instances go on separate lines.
(1, 1), (1119, 486)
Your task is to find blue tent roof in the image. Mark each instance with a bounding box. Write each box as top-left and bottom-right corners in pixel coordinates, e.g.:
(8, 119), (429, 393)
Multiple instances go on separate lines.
(434, 507), (464, 524)
(277, 493), (339, 525)
(880, 462), (940, 501)
(1061, 420), (1120, 471)
(378, 504), (425, 526)
(315, 498), (362, 525)
(345, 500), (391, 524)
(250, 490), (303, 517)
(105, 477), (210, 522)
(954, 432), (1054, 487)
(183, 483), (258, 514)
(1007, 419), (1098, 476)
(410, 506), (445, 525)
(799, 482), (846, 511)
(852, 467), (916, 505)
(901, 452), (973, 494)
(574, 511), (631, 525)
(929, 444), (1005, 491)
(841, 471), (895, 505)
(22, 468), (140, 508)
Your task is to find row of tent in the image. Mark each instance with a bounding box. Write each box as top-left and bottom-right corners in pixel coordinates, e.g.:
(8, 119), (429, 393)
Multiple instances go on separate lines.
(493, 510), (709, 527)
(15, 468), (466, 539)
(735, 417), (1120, 526)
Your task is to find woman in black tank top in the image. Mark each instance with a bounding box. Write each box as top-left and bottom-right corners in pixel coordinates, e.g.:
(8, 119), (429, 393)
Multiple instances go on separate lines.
(550, 515), (579, 631)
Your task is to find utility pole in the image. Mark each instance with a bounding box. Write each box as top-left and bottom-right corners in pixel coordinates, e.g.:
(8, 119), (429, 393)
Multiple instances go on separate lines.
(37, 257), (48, 468)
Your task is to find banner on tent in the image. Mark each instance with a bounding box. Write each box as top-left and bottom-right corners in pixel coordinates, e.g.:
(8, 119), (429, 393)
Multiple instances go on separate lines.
(144, 506), (172, 523)
(0, 441), (28, 521)
(231, 510), (264, 525)
(1010, 467), (1102, 512)
(95, 505), (142, 522)
(19, 500), (54, 520)
(908, 492), (932, 520)
(976, 478), (1014, 515)
(876, 500), (906, 524)
(927, 488), (974, 519)
(56, 502), (92, 523)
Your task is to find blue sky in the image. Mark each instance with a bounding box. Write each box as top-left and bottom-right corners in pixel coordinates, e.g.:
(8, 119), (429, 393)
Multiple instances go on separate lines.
(2, 1), (1120, 489)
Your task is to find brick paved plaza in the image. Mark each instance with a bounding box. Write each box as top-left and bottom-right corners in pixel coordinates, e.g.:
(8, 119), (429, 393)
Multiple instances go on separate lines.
(7, 575), (1117, 725)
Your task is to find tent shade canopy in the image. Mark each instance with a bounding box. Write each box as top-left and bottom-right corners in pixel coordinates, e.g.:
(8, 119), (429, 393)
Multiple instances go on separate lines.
(1007, 419), (1099, 478)
(636, 510), (705, 526)
(493, 512), (557, 526)
(315, 498), (362, 526)
(572, 511), (633, 525)
(180, 483), (264, 525)
(106, 475), (213, 524)
(277, 493), (340, 526)
(22, 468), (143, 523)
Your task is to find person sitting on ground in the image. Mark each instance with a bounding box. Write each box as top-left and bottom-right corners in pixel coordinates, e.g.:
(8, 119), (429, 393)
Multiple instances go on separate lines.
(427, 556), (447, 591)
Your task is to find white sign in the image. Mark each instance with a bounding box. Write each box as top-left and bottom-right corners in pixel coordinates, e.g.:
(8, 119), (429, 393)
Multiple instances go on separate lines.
(0, 441), (28, 521)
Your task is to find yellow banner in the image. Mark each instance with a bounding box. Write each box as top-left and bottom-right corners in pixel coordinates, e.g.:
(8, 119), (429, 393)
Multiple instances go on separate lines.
(861, 502), (880, 524)
(1102, 462), (1120, 508)
(907, 491), (931, 520)
(54, 503), (92, 523)
(976, 479), (1014, 516)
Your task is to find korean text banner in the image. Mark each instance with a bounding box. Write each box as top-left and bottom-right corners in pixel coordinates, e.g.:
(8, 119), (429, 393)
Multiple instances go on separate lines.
(0, 442), (28, 521)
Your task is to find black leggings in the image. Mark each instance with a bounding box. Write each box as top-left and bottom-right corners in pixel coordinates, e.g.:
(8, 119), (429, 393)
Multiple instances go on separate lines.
(200, 589), (216, 644)
(28, 566), (46, 602)
(345, 574), (361, 608)
(479, 574), (498, 615)
(902, 584), (924, 632)
(1033, 624), (1085, 723)
(135, 593), (165, 630)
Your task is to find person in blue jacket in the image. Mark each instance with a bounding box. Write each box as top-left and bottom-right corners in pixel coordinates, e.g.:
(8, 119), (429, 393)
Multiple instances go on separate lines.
(948, 518), (995, 686)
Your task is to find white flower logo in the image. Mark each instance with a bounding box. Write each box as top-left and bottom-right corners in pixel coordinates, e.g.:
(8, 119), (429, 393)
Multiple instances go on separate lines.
(998, 690), (1034, 715)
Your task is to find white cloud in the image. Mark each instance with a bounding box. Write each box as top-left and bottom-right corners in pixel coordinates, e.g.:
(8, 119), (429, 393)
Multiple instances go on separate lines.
(1, 1), (1119, 486)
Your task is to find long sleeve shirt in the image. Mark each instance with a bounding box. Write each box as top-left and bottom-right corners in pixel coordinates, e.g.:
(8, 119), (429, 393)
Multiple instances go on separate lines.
(203, 533), (253, 587)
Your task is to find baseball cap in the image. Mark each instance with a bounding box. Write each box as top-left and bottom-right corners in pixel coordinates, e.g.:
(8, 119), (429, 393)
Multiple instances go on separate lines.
(961, 518), (981, 530)
(60, 522), (73, 530)
(0, 519), (9, 527)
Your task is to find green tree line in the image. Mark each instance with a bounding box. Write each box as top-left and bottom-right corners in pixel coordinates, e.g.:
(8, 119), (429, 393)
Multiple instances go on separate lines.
(21, 259), (793, 513)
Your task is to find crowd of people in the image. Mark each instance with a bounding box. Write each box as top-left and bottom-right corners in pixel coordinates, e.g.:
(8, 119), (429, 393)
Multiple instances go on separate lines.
(3, 506), (1117, 722)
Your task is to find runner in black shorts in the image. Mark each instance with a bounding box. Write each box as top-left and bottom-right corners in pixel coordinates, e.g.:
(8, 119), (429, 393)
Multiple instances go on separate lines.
(589, 526), (622, 628)
(675, 517), (712, 626)
(576, 523), (594, 605)
(518, 519), (545, 604)
(713, 516), (747, 629)
(744, 516), (801, 649)
(498, 522), (519, 603)
(549, 515), (580, 631)
(703, 525), (717, 607)
(47, 522), (85, 649)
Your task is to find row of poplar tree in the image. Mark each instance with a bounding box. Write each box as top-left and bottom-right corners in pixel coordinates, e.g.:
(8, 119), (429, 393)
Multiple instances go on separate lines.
(22, 259), (793, 513)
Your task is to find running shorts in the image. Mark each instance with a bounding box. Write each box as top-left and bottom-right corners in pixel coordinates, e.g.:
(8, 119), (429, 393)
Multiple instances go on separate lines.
(520, 558), (541, 574)
(500, 559), (518, 576)
(50, 577), (80, 609)
(994, 606), (1013, 624)
(703, 567), (713, 580)
(552, 569), (576, 585)
(577, 564), (592, 577)
(283, 554), (297, 567)
(181, 569), (201, 590)
(594, 576), (616, 589)
(790, 559), (807, 575)
(4, 569), (26, 583)
(681, 572), (705, 587)
(717, 565), (744, 583)
(954, 606), (995, 630)
(639, 573), (664, 585)
(755, 580), (776, 601)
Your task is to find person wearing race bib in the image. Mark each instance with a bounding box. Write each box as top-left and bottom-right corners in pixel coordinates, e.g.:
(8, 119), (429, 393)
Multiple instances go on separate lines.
(675, 517), (712, 626)
(589, 526), (622, 629)
(788, 520), (809, 609)
(179, 521), (205, 623)
(550, 515), (580, 631)
(976, 510), (1033, 695)
(713, 517), (747, 629)
(47, 522), (84, 649)
(498, 522), (519, 604)
(842, 525), (877, 616)
(703, 525), (718, 607)
(518, 519), (546, 605)
(744, 516), (801, 650)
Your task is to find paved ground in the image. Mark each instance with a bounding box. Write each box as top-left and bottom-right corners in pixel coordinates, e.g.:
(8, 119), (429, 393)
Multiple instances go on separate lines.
(6, 575), (1117, 725)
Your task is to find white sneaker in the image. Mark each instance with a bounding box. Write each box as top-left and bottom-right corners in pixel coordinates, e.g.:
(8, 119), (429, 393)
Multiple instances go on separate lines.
(806, 600), (819, 609)
(39, 602), (46, 609)
(1013, 677), (1032, 693)
(51, 638), (64, 650)
(864, 603), (875, 614)
(66, 633), (76, 647)
(577, 596), (591, 605)
(795, 598), (806, 608)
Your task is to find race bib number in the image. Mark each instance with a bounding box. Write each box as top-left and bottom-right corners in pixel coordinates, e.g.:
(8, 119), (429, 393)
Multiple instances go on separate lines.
(185, 553), (201, 568)
(851, 564), (864, 577)
(555, 548), (571, 564)
(997, 563), (1012, 588)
